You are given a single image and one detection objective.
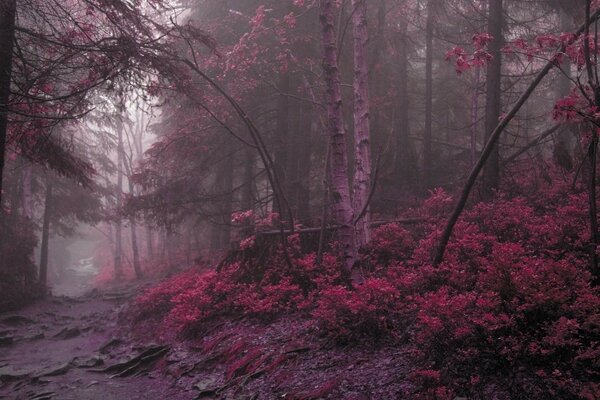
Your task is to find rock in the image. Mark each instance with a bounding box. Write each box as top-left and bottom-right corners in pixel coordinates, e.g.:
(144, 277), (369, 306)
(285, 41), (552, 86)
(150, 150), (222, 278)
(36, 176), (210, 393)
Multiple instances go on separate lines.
(194, 376), (219, 392)
(53, 327), (81, 340)
(74, 355), (104, 368)
(0, 366), (31, 382)
(91, 345), (170, 378)
(1, 315), (34, 326)
(29, 392), (56, 400)
(35, 362), (72, 377)
(0, 336), (13, 347)
(99, 338), (123, 354)
(25, 332), (45, 341)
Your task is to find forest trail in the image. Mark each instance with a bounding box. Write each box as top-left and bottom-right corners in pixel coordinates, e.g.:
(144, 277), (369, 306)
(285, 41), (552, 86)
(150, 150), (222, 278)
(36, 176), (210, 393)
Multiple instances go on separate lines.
(0, 284), (191, 400)
(0, 266), (413, 400)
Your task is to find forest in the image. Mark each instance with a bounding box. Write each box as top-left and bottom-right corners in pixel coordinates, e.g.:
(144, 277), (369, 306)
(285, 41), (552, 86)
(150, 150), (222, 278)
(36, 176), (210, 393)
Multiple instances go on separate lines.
(1, 0), (600, 399)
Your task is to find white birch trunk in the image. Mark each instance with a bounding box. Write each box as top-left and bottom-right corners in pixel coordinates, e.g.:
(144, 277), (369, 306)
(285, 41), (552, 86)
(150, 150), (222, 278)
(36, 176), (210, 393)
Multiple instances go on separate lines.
(351, 0), (373, 248)
(319, 0), (357, 279)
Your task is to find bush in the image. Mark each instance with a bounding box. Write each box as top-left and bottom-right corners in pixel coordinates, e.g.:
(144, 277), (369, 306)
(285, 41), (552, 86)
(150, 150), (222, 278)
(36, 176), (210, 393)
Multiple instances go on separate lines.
(131, 178), (600, 398)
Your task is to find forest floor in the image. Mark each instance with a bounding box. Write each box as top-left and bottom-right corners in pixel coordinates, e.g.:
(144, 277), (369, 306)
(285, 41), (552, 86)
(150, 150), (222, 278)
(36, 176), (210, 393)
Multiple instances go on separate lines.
(0, 281), (192, 400)
(0, 275), (413, 400)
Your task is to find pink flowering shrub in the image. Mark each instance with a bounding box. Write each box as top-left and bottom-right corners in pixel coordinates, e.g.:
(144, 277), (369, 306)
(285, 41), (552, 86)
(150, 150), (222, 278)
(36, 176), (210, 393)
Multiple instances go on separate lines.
(409, 242), (600, 399)
(363, 223), (416, 266)
(131, 171), (600, 397)
(312, 278), (403, 341)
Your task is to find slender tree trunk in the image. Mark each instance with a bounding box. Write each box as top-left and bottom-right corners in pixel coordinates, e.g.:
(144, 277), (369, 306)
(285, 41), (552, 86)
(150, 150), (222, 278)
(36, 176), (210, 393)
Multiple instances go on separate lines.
(210, 147), (234, 251)
(114, 120), (124, 279)
(274, 74), (290, 216)
(351, 0), (373, 247)
(433, 9), (600, 266)
(22, 165), (32, 218)
(319, 0), (358, 281)
(39, 183), (53, 288)
(9, 157), (22, 216)
(160, 227), (167, 264)
(482, 0), (504, 198)
(220, 154), (234, 249)
(146, 227), (154, 259)
(240, 147), (255, 236)
(471, 67), (481, 166)
(424, 0), (435, 189)
(584, 0), (600, 283)
(128, 179), (142, 279)
(554, 5), (575, 171)
(297, 103), (313, 223)
(241, 147), (255, 212)
(394, 20), (415, 188)
(0, 0), (16, 209)
(588, 133), (599, 281)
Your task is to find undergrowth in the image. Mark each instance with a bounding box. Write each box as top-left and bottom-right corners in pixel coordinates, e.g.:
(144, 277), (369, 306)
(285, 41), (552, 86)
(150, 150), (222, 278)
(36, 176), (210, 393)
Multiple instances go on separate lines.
(129, 167), (600, 399)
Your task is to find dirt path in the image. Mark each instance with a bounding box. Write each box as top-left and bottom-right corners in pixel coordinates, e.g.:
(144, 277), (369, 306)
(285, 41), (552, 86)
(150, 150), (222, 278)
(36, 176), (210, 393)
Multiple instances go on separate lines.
(0, 286), (191, 400)
(0, 279), (412, 399)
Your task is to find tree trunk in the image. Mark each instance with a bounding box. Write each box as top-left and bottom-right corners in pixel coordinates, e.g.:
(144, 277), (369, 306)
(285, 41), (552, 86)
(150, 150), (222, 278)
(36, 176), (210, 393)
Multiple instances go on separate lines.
(432, 8), (600, 266)
(351, 0), (373, 247)
(128, 179), (142, 279)
(0, 0), (16, 209)
(146, 227), (154, 259)
(241, 147), (255, 212)
(22, 165), (33, 218)
(588, 132), (599, 282)
(39, 183), (53, 288)
(274, 74), (291, 216)
(114, 119), (124, 279)
(210, 147), (234, 251)
(319, 0), (358, 281)
(482, 0), (504, 197)
(297, 103), (313, 223)
(554, 4), (575, 171)
(424, 0), (435, 189)
(471, 67), (481, 166)
(394, 19), (416, 188)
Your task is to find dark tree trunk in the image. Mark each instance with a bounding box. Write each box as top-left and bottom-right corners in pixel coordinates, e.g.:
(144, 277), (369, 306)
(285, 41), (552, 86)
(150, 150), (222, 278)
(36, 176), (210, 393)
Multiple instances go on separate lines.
(482, 0), (504, 197)
(554, 4), (575, 171)
(394, 19), (416, 188)
(39, 183), (53, 288)
(146, 227), (154, 259)
(0, 0), (16, 209)
(296, 103), (313, 223)
(274, 74), (291, 216)
(210, 148), (234, 251)
(128, 178), (142, 279)
(114, 120), (124, 279)
(423, 0), (435, 189)
(588, 133), (599, 282)
(241, 147), (255, 212)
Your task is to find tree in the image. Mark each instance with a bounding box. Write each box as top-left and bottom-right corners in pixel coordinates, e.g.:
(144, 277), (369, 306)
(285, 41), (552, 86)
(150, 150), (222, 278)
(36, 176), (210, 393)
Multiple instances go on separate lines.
(424, 0), (435, 189)
(351, 0), (373, 247)
(482, 0), (504, 197)
(38, 182), (52, 288)
(0, 0), (16, 207)
(320, 0), (357, 280)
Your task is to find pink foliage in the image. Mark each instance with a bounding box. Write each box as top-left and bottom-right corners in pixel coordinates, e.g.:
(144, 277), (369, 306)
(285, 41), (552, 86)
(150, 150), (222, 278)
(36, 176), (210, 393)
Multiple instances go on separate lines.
(130, 171), (600, 398)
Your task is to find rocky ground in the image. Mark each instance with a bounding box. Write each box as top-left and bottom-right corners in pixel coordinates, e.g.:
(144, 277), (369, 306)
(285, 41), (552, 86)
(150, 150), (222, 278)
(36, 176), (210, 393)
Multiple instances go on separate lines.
(0, 276), (411, 400)
(0, 284), (193, 400)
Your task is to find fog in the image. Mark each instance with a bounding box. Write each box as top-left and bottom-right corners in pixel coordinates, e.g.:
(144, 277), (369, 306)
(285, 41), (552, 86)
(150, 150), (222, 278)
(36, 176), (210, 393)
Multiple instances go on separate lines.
(1, 1), (599, 399)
